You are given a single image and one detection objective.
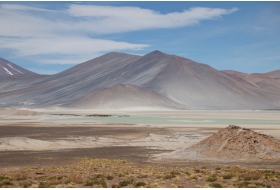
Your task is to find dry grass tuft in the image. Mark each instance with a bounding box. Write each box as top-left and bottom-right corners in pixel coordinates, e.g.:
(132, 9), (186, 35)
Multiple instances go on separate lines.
(68, 174), (84, 184)
(13, 173), (28, 181)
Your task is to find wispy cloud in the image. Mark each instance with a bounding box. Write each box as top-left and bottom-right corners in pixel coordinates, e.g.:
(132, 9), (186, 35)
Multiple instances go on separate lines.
(0, 36), (148, 57)
(1, 4), (58, 12)
(0, 3), (238, 64)
(67, 5), (238, 34)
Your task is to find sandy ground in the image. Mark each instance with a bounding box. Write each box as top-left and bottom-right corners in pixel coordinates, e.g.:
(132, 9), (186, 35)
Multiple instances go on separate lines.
(0, 109), (279, 170)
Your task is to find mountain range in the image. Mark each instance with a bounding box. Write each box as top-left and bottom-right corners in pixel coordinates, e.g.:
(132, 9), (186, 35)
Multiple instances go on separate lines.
(0, 50), (279, 110)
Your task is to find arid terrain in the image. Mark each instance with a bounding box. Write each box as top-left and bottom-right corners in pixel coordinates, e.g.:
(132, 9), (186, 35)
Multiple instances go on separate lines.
(0, 108), (279, 187)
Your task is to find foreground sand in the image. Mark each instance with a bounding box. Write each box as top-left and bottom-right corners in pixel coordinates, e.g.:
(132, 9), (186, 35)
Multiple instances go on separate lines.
(0, 109), (279, 187)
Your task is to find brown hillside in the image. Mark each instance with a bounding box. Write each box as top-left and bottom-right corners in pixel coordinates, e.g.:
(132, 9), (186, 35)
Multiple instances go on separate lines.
(186, 125), (280, 161)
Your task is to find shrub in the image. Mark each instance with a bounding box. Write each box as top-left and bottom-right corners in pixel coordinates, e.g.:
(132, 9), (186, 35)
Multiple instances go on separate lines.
(236, 182), (251, 188)
(68, 174), (84, 184)
(137, 174), (148, 178)
(106, 175), (113, 180)
(134, 181), (147, 187)
(0, 176), (10, 181)
(194, 169), (201, 173)
(38, 182), (51, 188)
(0, 179), (13, 187)
(222, 173), (233, 179)
(190, 175), (198, 180)
(239, 171), (262, 181)
(47, 179), (61, 186)
(111, 184), (118, 188)
(85, 178), (107, 188)
(163, 174), (176, 179)
(207, 175), (217, 182)
(163, 171), (179, 180)
(170, 171), (180, 175)
(13, 173), (28, 180)
(118, 179), (134, 187)
(209, 183), (223, 188)
(185, 171), (191, 176)
(21, 181), (32, 188)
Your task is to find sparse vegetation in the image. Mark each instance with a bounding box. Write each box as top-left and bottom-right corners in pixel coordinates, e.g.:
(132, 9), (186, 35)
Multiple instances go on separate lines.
(239, 170), (262, 181)
(0, 158), (279, 188)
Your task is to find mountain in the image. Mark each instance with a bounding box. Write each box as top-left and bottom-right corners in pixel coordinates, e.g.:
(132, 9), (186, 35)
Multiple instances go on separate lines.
(222, 70), (280, 95)
(0, 58), (37, 77)
(0, 50), (279, 110)
(185, 125), (280, 161)
(64, 84), (186, 110)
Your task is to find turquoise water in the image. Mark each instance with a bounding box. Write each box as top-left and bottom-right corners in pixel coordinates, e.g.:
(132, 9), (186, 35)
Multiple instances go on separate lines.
(55, 115), (280, 126)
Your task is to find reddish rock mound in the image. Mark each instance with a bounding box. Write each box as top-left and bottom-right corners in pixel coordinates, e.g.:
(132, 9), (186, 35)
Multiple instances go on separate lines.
(186, 125), (280, 161)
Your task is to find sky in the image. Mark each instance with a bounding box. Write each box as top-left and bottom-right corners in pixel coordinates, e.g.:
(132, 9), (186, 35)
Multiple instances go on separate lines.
(0, 1), (279, 74)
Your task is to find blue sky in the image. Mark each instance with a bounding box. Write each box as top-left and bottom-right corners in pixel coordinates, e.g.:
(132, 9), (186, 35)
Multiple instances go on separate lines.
(0, 1), (279, 74)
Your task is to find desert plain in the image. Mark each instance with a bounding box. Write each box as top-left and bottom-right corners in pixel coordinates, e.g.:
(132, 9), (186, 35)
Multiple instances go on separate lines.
(0, 108), (280, 188)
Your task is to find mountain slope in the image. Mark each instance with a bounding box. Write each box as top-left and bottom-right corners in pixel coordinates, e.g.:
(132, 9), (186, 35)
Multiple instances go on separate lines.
(143, 52), (279, 109)
(222, 70), (280, 95)
(64, 84), (186, 110)
(0, 52), (141, 107)
(0, 58), (37, 77)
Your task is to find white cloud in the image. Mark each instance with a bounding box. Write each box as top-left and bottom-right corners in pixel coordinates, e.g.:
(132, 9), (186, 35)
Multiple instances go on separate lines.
(0, 3), (238, 64)
(66, 5), (238, 34)
(1, 4), (58, 12)
(0, 36), (148, 57)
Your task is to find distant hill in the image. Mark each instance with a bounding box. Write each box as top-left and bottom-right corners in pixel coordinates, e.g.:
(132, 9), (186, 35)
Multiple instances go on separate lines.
(64, 84), (186, 110)
(0, 51), (279, 110)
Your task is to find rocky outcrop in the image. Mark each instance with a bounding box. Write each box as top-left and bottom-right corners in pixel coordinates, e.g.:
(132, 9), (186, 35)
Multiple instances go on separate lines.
(186, 125), (280, 161)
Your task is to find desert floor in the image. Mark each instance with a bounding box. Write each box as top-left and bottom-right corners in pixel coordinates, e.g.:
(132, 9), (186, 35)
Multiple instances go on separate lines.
(0, 109), (279, 187)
